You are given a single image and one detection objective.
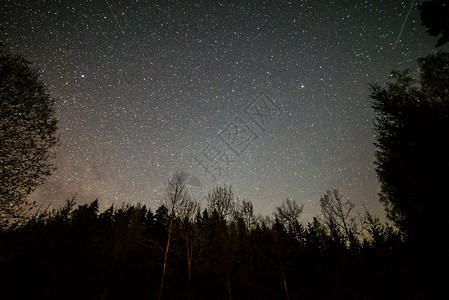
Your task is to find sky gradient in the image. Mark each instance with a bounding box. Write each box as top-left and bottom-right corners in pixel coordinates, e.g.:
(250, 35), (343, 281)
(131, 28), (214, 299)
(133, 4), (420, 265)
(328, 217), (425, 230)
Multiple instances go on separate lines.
(1, 0), (444, 219)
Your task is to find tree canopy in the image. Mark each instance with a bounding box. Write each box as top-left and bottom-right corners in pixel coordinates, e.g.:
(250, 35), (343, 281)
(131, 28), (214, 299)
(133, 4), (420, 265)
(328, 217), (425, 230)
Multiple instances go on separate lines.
(419, 0), (449, 47)
(370, 52), (449, 241)
(0, 49), (59, 228)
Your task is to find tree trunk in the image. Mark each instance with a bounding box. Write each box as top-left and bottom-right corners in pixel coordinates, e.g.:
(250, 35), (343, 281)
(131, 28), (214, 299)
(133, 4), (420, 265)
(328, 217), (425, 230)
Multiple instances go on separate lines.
(278, 253), (290, 300)
(226, 279), (232, 300)
(158, 216), (173, 300)
(186, 238), (193, 289)
(281, 267), (290, 300)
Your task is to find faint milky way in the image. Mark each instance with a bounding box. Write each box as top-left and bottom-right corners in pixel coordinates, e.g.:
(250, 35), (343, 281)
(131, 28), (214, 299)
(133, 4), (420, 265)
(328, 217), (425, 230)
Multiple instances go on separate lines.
(1, 0), (442, 218)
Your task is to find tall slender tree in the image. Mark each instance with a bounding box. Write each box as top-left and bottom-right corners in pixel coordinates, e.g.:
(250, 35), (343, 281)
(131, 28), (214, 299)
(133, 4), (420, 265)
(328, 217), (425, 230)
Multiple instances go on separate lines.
(158, 171), (190, 300)
(320, 189), (360, 248)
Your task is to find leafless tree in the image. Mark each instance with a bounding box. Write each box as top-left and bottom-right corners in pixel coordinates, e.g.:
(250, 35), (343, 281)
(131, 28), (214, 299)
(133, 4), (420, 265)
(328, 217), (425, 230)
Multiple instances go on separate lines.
(205, 185), (236, 300)
(320, 189), (361, 247)
(233, 199), (255, 232)
(206, 184), (235, 222)
(177, 197), (199, 289)
(274, 198), (304, 230)
(158, 171), (190, 300)
(272, 198), (303, 300)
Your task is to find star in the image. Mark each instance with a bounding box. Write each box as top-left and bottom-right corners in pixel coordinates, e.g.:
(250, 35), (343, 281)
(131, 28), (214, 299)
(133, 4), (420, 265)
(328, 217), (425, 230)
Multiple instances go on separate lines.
(0, 0), (436, 219)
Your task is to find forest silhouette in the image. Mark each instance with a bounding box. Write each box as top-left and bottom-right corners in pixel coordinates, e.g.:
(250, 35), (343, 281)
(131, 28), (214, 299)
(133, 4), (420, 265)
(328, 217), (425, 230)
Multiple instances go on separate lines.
(1, 1), (449, 299)
(0, 183), (411, 299)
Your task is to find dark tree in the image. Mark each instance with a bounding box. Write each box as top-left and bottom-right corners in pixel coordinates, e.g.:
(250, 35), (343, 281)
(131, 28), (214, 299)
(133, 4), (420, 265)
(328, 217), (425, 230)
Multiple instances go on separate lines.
(273, 198), (303, 232)
(320, 189), (360, 248)
(159, 171), (190, 299)
(0, 49), (58, 228)
(419, 0), (449, 47)
(370, 52), (449, 241)
(203, 185), (237, 300)
(418, 52), (449, 98)
(177, 197), (200, 289)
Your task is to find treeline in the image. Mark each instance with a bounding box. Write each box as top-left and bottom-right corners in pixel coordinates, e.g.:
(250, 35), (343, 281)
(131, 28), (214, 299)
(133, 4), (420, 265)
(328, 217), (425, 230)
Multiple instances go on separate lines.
(0, 180), (433, 300)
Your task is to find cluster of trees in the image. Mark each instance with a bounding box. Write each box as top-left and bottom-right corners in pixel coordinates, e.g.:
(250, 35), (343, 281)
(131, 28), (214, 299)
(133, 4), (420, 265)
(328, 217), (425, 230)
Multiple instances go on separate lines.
(1, 1), (449, 298)
(1, 175), (410, 300)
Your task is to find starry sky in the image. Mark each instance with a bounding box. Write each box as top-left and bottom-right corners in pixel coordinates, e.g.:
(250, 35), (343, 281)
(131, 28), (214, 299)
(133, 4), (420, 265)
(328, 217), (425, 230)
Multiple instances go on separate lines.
(1, 0), (444, 219)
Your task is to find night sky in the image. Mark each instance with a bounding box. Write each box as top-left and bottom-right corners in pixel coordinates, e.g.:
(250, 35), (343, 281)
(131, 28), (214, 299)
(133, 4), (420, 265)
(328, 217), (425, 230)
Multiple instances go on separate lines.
(1, 0), (443, 219)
